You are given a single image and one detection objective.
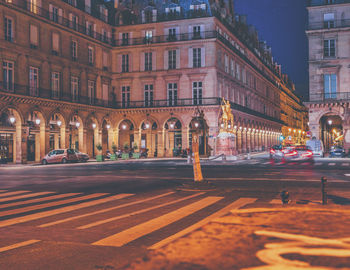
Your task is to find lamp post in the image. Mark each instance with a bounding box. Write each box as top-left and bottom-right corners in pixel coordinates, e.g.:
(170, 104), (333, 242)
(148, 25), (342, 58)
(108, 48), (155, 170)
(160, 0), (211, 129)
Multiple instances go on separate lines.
(190, 108), (205, 182)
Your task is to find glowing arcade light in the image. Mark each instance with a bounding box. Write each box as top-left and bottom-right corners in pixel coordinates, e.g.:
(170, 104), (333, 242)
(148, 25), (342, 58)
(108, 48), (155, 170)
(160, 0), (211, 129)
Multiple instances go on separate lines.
(57, 120), (62, 127)
(145, 123), (150, 129)
(169, 122), (175, 129)
(92, 123), (97, 129)
(122, 124), (127, 130)
(75, 122), (80, 128)
(328, 120), (333, 125)
(35, 118), (41, 125)
(228, 124), (231, 129)
(194, 122), (199, 128)
(9, 116), (15, 124)
(106, 124), (111, 129)
(234, 125), (237, 129)
(288, 128), (292, 132)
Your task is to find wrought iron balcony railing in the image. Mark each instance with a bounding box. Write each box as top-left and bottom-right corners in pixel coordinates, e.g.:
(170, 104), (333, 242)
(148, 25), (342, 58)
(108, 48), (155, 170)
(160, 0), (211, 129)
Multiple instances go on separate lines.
(309, 92), (350, 102)
(308, 19), (350, 31)
(308, 0), (350, 7)
(0, 81), (283, 124)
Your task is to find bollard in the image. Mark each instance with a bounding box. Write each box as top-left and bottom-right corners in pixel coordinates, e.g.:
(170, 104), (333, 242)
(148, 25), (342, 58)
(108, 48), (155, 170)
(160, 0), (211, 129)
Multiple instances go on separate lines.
(280, 190), (290, 205)
(321, 176), (327, 205)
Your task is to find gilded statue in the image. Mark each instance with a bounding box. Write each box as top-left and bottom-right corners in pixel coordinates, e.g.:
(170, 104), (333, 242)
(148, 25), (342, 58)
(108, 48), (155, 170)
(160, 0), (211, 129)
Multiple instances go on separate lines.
(220, 98), (234, 132)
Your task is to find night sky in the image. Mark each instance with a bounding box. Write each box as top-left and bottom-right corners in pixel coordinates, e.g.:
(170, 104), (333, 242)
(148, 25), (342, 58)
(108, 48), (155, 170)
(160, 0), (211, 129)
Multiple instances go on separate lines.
(235, 0), (309, 100)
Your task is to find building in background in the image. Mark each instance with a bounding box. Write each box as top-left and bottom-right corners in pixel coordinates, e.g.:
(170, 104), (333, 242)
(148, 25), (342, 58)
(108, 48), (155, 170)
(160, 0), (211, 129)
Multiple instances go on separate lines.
(0, 0), (307, 163)
(306, 0), (350, 152)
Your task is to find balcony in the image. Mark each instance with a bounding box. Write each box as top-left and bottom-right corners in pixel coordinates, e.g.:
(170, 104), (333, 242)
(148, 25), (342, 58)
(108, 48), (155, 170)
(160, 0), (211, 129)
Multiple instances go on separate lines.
(309, 92), (350, 102)
(0, 81), (283, 124)
(113, 31), (217, 46)
(308, 19), (350, 30)
(308, 0), (350, 7)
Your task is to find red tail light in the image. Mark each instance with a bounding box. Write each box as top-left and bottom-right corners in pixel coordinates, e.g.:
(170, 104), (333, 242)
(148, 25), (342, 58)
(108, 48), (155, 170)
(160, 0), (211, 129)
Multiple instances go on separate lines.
(285, 150), (297, 157)
(302, 151), (313, 157)
(270, 149), (276, 154)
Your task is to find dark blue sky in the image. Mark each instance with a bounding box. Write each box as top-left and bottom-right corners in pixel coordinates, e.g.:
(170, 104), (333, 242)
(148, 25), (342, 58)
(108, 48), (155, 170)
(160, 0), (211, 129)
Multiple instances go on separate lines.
(235, 0), (308, 99)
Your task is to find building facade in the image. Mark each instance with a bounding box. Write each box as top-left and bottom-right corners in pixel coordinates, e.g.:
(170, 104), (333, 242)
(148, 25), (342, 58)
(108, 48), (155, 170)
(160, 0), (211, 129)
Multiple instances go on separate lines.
(0, 0), (307, 164)
(306, 0), (350, 151)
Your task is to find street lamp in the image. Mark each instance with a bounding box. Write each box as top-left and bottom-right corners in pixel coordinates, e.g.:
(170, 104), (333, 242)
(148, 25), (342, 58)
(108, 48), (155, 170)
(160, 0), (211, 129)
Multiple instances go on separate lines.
(92, 123), (97, 129)
(328, 119), (333, 125)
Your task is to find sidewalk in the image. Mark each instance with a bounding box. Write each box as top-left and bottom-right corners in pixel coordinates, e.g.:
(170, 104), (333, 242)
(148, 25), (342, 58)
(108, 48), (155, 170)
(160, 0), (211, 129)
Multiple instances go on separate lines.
(123, 205), (350, 270)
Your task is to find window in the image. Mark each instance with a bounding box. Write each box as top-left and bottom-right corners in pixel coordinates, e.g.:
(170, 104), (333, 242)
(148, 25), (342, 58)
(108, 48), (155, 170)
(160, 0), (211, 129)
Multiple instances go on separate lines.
(88, 80), (95, 104)
(102, 84), (109, 104)
(52, 32), (59, 55)
(28, 0), (40, 14)
(122, 54), (129, 72)
(324, 39), (336, 57)
(71, 40), (77, 60)
(144, 84), (153, 107)
(4, 17), (13, 42)
(325, 0), (335, 5)
(122, 86), (130, 108)
(168, 83), (178, 106)
(224, 54), (228, 73)
(193, 48), (201, 68)
(168, 28), (177, 41)
(86, 21), (93, 37)
(71, 76), (79, 101)
(193, 26), (201, 39)
(51, 6), (59, 23)
(70, 14), (78, 30)
(29, 67), (39, 96)
(168, 50), (176, 69)
(144, 30), (153, 44)
(324, 13), (335, 28)
(145, 52), (152, 71)
(102, 29), (108, 43)
(122, 33), (129, 45)
(192, 81), (202, 105)
(103, 52), (108, 70)
(30, 25), (38, 48)
(230, 59), (235, 76)
(324, 74), (337, 99)
(51, 72), (60, 99)
(68, 0), (77, 7)
(236, 64), (240, 80)
(2, 61), (14, 91)
(88, 46), (94, 65)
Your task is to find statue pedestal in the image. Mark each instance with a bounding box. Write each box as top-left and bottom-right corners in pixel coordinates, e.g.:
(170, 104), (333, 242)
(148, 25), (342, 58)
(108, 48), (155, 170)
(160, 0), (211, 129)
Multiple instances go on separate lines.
(216, 132), (236, 156)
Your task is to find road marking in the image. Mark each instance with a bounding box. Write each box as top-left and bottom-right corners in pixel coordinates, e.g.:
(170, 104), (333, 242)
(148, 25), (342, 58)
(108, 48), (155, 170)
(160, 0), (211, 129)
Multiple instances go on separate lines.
(0, 190), (7, 193)
(0, 192), (54, 203)
(329, 163), (336, 166)
(344, 174), (350, 177)
(0, 193), (133, 228)
(149, 197), (257, 250)
(39, 192), (176, 228)
(315, 162), (322, 166)
(0, 240), (41, 253)
(77, 192), (204, 229)
(0, 193), (80, 210)
(92, 196), (223, 247)
(0, 191), (30, 198)
(0, 193), (108, 217)
(341, 163), (349, 166)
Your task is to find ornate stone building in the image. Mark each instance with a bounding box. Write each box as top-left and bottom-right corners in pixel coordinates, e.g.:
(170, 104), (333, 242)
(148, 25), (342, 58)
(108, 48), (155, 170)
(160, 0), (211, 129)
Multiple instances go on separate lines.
(306, 0), (350, 151)
(0, 0), (307, 163)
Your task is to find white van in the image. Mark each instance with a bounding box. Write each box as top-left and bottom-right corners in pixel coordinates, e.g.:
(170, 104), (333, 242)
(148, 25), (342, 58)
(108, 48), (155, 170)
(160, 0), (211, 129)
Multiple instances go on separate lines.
(306, 137), (324, 157)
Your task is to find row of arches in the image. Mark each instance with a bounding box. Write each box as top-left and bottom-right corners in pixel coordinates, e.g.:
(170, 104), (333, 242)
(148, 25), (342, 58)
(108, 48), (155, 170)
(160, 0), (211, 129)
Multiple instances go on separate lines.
(0, 104), (282, 164)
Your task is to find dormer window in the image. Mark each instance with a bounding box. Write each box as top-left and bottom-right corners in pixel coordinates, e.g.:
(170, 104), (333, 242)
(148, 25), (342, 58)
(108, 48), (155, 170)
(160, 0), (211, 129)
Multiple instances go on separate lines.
(324, 13), (335, 28)
(190, 3), (206, 11)
(100, 5), (108, 22)
(142, 7), (157, 23)
(165, 5), (181, 18)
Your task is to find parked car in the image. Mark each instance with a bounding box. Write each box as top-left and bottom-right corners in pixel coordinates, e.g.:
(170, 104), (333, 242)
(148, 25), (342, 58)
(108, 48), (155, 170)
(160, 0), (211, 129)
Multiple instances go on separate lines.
(270, 145), (314, 163)
(41, 149), (78, 165)
(329, 146), (346, 158)
(306, 137), (324, 157)
(73, 149), (89, 162)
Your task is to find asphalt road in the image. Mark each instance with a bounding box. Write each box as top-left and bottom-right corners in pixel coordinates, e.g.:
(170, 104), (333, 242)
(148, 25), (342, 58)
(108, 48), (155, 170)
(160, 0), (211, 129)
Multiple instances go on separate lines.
(0, 157), (349, 269)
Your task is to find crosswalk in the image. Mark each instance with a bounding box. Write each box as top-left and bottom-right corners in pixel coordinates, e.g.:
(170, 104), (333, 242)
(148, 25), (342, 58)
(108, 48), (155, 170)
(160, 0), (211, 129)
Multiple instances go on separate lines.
(0, 188), (347, 257)
(0, 189), (259, 255)
(246, 160), (350, 167)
